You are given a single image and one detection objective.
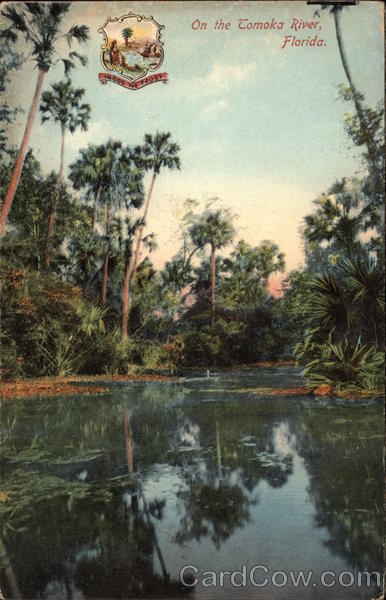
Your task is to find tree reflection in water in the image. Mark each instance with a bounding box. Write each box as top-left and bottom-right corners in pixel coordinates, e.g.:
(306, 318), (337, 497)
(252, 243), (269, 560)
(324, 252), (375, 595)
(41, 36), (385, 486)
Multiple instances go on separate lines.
(292, 402), (384, 574)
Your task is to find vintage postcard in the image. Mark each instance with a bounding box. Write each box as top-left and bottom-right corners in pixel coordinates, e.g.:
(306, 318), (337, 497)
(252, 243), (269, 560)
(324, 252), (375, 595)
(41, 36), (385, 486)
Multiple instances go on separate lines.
(0, 1), (384, 599)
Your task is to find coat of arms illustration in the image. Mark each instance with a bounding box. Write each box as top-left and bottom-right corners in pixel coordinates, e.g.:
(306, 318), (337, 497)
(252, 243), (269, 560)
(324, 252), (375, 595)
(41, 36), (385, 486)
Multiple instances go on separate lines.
(98, 13), (168, 89)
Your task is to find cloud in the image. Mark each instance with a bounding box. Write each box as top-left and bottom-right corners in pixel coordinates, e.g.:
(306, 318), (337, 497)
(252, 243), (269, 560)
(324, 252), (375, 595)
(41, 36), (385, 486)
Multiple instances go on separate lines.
(200, 99), (228, 116)
(197, 62), (256, 96)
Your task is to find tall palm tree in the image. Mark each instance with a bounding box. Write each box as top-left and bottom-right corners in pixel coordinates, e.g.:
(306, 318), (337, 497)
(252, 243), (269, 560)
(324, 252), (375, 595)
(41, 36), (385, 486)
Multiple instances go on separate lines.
(98, 141), (123, 305)
(69, 144), (103, 233)
(0, 3), (89, 235)
(70, 141), (122, 304)
(322, 5), (378, 171)
(189, 209), (235, 325)
(94, 142), (144, 306)
(130, 132), (181, 283)
(40, 79), (90, 266)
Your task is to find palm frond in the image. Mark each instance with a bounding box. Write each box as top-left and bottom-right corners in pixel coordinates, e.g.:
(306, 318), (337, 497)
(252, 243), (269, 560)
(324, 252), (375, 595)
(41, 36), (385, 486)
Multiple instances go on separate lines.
(66, 24), (89, 46)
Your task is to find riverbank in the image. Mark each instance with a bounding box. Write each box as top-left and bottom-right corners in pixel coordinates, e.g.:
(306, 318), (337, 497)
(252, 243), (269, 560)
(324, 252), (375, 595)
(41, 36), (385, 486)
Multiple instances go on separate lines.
(0, 373), (175, 400)
(1, 371), (382, 401)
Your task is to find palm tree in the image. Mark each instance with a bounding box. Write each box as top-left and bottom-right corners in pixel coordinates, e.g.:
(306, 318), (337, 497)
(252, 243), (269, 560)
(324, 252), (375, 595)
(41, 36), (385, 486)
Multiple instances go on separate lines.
(121, 27), (133, 48)
(0, 3), (89, 235)
(219, 239), (285, 309)
(189, 208), (235, 324)
(70, 141), (123, 304)
(304, 178), (364, 261)
(69, 144), (103, 233)
(322, 5), (378, 171)
(93, 143), (145, 306)
(130, 132), (181, 283)
(40, 79), (90, 266)
(98, 141), (123, 305)
(68, 234), (103, 286)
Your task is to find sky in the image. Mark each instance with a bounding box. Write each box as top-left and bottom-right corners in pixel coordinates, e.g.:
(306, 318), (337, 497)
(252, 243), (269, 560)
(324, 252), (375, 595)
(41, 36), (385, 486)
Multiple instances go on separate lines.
(4, 0), (384, 273)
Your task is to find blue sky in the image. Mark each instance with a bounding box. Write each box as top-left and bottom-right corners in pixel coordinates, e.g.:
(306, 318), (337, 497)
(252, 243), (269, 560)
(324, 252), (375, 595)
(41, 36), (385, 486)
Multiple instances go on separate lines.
(5, 1), (384, 271)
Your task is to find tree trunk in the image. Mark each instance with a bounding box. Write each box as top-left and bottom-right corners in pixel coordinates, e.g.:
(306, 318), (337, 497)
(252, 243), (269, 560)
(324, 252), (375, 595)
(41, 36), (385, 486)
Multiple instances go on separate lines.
(45, 124), (65, 268)
(211, 245), (216, 325)
(130, 170), (157, 283)
(122, 254), (131, 338)
(333, 9), (377, 170)
(0, 68), (46, 235)
(142, 496), (169, 581)
(92, 184), (102, 233)
(101, 200), (110, 305)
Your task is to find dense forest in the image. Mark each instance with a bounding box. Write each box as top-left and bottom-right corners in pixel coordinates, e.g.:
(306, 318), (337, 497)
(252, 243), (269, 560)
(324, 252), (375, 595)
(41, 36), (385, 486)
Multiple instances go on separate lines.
(0, 3), (384, 391)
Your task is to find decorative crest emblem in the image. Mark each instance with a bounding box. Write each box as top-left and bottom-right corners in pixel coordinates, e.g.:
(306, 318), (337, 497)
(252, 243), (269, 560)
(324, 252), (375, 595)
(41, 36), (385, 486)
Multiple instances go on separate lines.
(98, 13), (168, 90)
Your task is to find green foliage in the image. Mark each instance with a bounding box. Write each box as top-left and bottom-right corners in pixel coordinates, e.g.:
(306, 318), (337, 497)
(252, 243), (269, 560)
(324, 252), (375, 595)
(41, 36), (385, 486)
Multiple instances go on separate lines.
(295, 79), (385, 390)
(188, 207), (235, 253)
(220, 239), (285, 309)
(1, 3), (89, 73)
(297, 340), (383, 391)
(0, 24), (382, 384)
(121, 27), (133, 45)
(292, 253), (384, 390)
(92, 333), (137, 375)
(40, 79), (91, 133)
(183, 327), (225, 366)
(135, 131), (181, 174)
(0, 260), (111, 376)
(0, 150), (90, 271)
(139, 336), (184, 373)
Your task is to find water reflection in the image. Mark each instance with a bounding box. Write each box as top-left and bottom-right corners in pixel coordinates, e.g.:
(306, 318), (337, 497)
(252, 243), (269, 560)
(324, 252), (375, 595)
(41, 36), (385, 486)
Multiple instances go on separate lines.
(0, 370), (383, 599)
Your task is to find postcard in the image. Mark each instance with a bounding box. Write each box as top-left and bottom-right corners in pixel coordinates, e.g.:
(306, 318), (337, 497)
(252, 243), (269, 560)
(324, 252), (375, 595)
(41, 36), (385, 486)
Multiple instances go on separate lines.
(0, 1), (384, 599)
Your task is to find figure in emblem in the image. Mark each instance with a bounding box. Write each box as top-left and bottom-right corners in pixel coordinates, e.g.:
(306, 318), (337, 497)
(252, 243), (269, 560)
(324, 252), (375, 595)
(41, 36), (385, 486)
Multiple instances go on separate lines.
(109, 39), (120, 66)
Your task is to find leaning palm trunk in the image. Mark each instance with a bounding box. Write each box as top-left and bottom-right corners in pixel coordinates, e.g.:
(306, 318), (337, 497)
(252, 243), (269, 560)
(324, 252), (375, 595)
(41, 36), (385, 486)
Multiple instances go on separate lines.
(211, 245), (216, 325)
(333, 10), (378, 171)
(101, 201), (110, 305)
(0, 68), (46, 235)
(45, 124), (65, 267)
(130, 170), (157, 283)
(122, 254), (131, 338)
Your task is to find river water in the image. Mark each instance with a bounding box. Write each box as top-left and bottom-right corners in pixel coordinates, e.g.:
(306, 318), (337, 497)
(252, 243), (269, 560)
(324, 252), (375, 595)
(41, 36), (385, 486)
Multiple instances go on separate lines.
(0, 368), (383, 599)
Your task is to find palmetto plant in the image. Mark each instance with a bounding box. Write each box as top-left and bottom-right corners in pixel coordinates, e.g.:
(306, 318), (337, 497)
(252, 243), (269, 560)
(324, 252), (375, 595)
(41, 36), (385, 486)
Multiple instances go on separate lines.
(295, 252), (384, 390)
(299, 339), (383, 391)
(40, 79), (91, 266)
(0, 3), (89, 235)
(130, 132), (181, 283)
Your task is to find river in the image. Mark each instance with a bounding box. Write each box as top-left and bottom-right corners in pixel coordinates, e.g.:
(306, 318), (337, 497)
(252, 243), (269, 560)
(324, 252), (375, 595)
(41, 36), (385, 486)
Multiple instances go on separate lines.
(0, 367), (383, 599)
